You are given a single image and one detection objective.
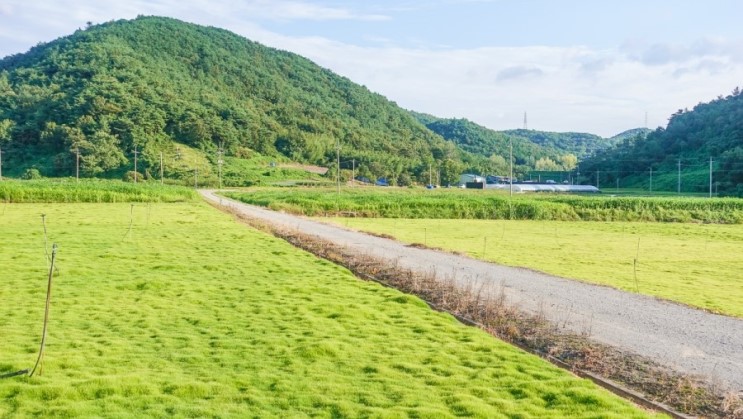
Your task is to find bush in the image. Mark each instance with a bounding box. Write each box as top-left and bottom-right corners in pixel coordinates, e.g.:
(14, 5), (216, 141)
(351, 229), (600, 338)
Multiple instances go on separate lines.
(21, 168), (43, 180)
(123, 171), (144, 182)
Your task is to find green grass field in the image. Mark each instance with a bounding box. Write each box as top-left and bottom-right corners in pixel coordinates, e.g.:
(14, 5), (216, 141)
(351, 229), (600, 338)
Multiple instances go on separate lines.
(0, 202), (656, 417)
(325, 217), (743, 318)
(226, 187), (743, 223)
(0, 179), (197, 203)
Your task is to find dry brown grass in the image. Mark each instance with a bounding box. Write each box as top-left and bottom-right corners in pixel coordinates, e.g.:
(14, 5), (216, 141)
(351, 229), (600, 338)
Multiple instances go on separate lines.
(217, 202), (743, 418)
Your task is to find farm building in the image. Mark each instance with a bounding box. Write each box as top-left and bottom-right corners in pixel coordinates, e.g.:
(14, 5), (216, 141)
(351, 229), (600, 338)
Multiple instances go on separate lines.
(486, 184), (600, 193)
(459, 174), (485, 186)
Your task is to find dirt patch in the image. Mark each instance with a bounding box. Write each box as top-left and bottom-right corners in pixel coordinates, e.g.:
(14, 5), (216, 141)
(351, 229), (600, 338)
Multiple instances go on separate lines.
(278, 163), (329, 175)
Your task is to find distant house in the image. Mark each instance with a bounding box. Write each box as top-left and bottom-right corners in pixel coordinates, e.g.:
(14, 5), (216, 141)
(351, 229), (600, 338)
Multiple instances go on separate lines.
(459, 174), (485, 187)
(486, 175), (513, 184)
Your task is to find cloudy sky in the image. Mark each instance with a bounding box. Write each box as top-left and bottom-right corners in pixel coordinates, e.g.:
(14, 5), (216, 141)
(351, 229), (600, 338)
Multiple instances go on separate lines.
(1, 0), (741, 137)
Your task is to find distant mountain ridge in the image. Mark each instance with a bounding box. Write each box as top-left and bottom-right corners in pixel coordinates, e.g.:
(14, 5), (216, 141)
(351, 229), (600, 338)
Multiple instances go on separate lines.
(410, 111), (643, 175)
(608, 128), (651, 143)
(503, 129), (619, 159)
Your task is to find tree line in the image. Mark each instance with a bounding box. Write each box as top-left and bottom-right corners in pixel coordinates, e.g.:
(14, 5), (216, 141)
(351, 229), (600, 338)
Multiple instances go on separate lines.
(579, 88), (743, 196)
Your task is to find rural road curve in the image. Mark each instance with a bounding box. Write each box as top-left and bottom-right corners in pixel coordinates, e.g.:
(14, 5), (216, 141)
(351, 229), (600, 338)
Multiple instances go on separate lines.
(201, 190), (743, 391)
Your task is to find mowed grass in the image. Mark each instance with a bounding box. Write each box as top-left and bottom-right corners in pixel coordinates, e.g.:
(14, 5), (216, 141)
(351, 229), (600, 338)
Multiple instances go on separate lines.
(327, 217), (743, 317)
(0, 203), (656, 418)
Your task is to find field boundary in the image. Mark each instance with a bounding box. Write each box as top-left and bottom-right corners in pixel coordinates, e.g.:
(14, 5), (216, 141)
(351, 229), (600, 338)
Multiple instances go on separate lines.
(206, 197), (743, 418)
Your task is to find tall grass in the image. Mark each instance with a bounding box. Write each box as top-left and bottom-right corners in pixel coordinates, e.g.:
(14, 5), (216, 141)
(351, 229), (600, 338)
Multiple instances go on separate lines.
(0, 179), (197, 203)
(226, 187), (743, 223)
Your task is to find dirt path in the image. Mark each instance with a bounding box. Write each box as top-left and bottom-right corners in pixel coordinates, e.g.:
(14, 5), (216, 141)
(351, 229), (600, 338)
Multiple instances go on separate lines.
(201, 190), (743, 391)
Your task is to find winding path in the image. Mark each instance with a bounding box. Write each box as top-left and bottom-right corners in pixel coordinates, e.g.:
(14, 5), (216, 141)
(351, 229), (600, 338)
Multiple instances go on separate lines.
(201, 190), (743, 391)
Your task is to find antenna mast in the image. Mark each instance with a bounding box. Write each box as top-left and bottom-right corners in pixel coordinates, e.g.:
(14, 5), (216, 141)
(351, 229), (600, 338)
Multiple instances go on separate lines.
(523, 112), (528, 130)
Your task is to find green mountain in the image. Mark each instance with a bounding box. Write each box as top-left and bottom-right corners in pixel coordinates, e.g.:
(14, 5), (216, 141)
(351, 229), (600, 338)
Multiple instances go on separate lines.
(0, 16), (463, 184)
(503, 129), (619, 159)
(579, 89), (743, 196)
(411, 113), (583, 175)
(608, 128), (651, 143)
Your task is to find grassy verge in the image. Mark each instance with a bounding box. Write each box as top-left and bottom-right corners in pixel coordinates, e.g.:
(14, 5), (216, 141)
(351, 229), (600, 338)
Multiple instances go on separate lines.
(244, 213), (735, 418)
(226, 187), (743, 223)
(0, 179), (197, 203)
(324, 218), (743, 318)
(0, 202), (655, 417)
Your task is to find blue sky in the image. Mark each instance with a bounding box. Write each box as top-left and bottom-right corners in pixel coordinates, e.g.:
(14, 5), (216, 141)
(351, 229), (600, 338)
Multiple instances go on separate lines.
(1, 0), (742, 136)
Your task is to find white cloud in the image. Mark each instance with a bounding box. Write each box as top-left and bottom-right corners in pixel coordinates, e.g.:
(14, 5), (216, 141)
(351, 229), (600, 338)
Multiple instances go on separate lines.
(242, 0), (390, 21)
(0, 4), (13, 16)
(496, 66), (544, 82)
(622, 37), (743, 66)
(1, 1), (741, 137)
(247, 32), (743, 136)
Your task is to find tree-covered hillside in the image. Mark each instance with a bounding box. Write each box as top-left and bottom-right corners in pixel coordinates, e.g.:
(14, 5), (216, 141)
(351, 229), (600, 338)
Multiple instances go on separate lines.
(608, 128), (650, 143)
(503, 129), (617, 159)
(580, 89), (743, 196)
(0, 16), (463, 183)
(411, 113), (580, 176)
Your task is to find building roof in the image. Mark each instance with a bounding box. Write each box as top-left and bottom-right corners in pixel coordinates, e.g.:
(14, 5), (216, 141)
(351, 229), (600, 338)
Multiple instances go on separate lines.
(485, 184), (600, 193)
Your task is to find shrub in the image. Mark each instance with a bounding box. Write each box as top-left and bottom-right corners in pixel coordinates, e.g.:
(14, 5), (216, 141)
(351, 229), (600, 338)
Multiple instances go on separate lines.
(21, 168), (43, 180)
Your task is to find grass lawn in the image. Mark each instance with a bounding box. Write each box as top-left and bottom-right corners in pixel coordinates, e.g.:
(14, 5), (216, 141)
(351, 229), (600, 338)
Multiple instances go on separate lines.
(326, 217), (743, 318)
(0, 202), (656, 417)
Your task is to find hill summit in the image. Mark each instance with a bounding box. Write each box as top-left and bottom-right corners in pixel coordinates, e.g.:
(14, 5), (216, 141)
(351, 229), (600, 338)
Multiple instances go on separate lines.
(0, 16), (462, 183)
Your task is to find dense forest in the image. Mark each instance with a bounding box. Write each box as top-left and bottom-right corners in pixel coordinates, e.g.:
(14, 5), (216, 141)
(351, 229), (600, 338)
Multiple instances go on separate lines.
(412, 113), (590, 176)
(579, 89), (743, 196)
(0, 16), (470, 184)
(502, 129), (625, 159)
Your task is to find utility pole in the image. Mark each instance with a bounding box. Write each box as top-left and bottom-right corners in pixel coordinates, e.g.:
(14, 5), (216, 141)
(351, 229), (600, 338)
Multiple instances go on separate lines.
(649, 167), (653, 193)
(133, 145), (138, 184)
(709, 157), (713, 198)
(75, 147), (80, 183)
(160, 152), (164, 185)
(217, 144), (224, 189)
(677, 158), (681, 194)
(509, 136), (513, 197)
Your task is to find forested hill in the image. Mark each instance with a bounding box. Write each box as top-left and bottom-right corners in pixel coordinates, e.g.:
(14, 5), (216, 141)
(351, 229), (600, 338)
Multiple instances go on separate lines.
(0, 16), (462, 181)
(580, 89), (743, 196)
(503, 129), (619, 159)
(608, 128), (651, 143)
(411, 113), (581, 174)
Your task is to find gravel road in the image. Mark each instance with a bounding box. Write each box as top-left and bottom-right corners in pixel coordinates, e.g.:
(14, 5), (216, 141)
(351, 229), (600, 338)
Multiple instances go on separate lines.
(201, 190), (743, 391)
